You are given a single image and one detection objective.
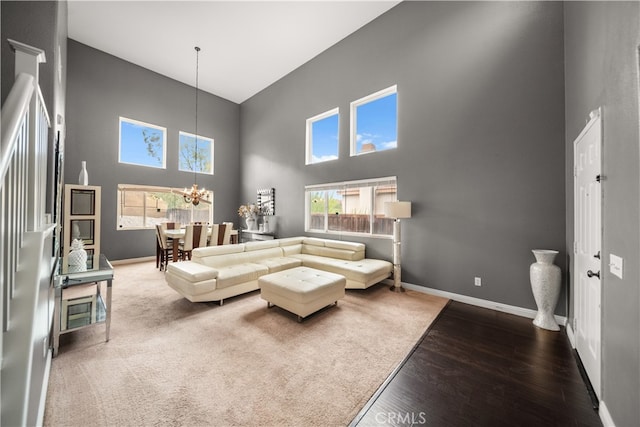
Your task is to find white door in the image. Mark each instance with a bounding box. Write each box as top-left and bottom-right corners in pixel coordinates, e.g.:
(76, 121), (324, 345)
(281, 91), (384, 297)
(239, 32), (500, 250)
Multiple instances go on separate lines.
(573, 108), (602, 398)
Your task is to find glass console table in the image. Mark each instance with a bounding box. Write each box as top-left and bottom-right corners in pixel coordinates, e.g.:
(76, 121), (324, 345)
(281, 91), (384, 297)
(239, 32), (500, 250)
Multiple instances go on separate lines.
(240, 229), (276, 243)
(53, 253), (114, 357)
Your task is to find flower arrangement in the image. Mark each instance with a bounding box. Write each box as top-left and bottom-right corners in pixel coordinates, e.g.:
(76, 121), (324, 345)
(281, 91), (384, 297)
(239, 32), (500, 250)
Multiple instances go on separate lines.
(238, 203), (260, 218)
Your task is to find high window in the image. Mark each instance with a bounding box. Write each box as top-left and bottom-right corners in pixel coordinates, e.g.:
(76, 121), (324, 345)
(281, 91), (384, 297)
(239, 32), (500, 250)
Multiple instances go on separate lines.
(117, 184), (213, 230)
(119, 117), (167, 169)
(179, 131), (214, 175)
(350, 85), (398, 156)
(306, 108), (339, 165)
(305, 177), (397, 237)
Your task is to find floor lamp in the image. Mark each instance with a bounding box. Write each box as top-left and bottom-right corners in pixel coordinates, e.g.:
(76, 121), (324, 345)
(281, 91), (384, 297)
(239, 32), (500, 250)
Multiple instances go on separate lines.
(384, 201), (412, 292)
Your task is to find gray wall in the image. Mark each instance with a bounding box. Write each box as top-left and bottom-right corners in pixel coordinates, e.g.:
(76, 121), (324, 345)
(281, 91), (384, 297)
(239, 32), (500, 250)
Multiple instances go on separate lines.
(240, 1), (566, 313)
(65, 40), (241, 261)
(1, 0), (67, 216)
(564, 2), (640, 425)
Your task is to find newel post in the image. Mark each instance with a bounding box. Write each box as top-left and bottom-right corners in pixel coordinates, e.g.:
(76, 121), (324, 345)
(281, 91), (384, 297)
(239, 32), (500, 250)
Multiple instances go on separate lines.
(8, 39), (49, 231)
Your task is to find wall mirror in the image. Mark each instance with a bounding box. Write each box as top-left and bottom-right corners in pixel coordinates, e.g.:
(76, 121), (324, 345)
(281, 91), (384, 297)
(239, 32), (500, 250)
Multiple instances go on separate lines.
(257, 188), (275, 215)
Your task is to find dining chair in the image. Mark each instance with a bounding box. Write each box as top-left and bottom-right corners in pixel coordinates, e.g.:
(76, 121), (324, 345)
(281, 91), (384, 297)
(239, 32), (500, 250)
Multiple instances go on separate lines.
(208, 224), (220, 246)
(179, 224), (206, 260)
(220, 222), (233, 245)
(156, 225), (173, 271)
(195, 224), (207, 248)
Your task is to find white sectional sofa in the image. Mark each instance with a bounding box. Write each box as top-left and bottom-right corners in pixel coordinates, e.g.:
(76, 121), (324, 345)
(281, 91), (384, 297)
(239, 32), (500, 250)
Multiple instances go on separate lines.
(164, 236), (393, 304)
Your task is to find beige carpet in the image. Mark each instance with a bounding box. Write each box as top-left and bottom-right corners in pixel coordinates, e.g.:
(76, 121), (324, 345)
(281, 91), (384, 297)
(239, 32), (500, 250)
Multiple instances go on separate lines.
(44, 261), (448, 426)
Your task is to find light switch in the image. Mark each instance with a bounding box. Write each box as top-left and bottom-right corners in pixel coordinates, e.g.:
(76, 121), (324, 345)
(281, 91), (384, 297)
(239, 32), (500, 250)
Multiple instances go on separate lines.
(609, 254), (623, 279)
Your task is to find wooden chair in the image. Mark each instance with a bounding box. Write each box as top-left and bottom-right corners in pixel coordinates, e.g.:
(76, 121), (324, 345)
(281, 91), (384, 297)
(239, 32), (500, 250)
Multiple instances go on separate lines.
(156, 225), (173, 271)
(217, 223), (233, 245)
(207, 224), (220, 246)
(178, 224), (206, 260)
(221, 222), (234, 245)
(157, 222), (178, 267)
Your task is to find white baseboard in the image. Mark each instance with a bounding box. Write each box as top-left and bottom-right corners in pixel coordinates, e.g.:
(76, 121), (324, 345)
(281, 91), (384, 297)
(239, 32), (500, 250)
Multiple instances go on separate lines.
(566, 322), (576, 348)
(37, 349), (52, 426)
(402, 282), (567, 326)
(110, 256), (155, 266)
(599, 400), (616, 427)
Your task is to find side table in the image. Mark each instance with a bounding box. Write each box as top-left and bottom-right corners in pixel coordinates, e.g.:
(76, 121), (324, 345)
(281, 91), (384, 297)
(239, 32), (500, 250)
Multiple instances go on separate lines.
(53, 253), (114, 357)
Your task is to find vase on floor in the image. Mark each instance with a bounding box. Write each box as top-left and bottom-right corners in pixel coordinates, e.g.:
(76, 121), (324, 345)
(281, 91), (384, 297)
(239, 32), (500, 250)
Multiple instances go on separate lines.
(529, 249), (561, 331)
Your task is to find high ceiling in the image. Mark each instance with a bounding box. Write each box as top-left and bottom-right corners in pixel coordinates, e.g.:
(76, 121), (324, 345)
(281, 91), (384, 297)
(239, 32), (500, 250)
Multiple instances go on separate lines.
(68, 1), (401, 103)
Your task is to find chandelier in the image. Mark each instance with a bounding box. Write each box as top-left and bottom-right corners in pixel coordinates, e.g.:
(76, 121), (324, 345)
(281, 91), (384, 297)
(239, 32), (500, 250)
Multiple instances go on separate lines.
(182, 46), (207, 206)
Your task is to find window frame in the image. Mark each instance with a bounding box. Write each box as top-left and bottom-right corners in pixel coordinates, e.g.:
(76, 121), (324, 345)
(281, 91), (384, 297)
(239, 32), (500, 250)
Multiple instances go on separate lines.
(116, 184), (213, 230)
(118, 117), (167, 169)
(306, 107), (340, 165)
(350, 85), (398, 157)
(304, 176), (397, 238)
(178, 131), (214, 175)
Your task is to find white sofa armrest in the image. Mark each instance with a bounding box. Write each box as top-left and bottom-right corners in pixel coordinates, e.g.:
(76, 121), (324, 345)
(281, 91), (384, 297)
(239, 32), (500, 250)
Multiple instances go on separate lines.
(167, 261), (219, 282)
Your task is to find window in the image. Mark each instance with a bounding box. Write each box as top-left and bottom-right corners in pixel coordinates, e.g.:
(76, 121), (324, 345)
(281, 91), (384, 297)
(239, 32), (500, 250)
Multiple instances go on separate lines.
(119, 117), (167, 169)
(117, 184), (213, 230)
(179, 131), (214, 175)
(350, 85), (398, 156)
(306, 108), (339, 164)
(305, 177), (397, 237)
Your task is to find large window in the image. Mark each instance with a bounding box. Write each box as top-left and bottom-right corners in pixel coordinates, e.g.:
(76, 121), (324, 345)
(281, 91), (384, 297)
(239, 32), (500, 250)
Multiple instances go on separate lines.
(179, 131), (214, 175)
(306, 108), (339, 165)
(119, 117), (167, 169)
(117, 184), (213, 230)
(305, 177), (397, 237)
(350, 85), (398, 156)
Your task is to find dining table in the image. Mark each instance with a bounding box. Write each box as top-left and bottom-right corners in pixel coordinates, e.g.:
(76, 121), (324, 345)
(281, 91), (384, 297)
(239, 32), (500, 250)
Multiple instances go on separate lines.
(164, 226), (238, 262)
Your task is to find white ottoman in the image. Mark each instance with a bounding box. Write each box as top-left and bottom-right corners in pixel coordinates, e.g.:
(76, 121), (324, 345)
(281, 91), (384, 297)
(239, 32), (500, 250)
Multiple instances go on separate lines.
(259, 267), (346, 322)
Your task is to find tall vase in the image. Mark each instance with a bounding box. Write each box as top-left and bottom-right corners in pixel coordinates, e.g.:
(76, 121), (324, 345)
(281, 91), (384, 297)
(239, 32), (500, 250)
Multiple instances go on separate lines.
(530, 249), (561, 331)
(246, 216), (257, 230)
(78, 160), (89, 186)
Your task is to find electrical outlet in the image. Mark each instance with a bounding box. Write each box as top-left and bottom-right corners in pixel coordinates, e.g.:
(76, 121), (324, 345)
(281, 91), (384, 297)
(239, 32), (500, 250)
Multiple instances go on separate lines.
(474, 277), (482, 287)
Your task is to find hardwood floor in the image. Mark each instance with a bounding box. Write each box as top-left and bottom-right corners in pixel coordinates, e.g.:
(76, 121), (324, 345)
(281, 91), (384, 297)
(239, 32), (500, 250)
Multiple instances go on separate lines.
(351, 301), (602, 427)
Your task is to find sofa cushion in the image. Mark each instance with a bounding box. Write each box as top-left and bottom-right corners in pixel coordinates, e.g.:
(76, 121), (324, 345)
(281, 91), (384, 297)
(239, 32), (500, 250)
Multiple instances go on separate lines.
(277, 237), (305, 247)
(255, 256), (302, 273)
(323, 239), (365, 253)
(302, 237), (326, 247)
(215, 263), (269, 289)
(301, 244), (364, 261)
(242, 247), (284, 264)
(281, 244), (302, 257)
(292, 254), (392, 283)
(166, 261), (218, 282)
(244, 240), (280, 251)
(193, 244), (245, 260)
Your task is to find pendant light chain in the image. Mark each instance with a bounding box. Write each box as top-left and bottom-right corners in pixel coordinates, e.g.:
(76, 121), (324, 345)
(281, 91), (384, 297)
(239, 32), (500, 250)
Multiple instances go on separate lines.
(194, 46), (200, 186)
(182, 46), (206, 206)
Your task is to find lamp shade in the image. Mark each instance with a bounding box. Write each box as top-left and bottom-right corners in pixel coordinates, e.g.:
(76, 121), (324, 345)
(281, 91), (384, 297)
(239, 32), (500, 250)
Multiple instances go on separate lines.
(384, 201), (412, 219)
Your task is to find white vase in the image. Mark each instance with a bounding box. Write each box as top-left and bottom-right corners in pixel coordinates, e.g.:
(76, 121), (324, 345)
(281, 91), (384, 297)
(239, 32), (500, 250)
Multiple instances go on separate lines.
(72, 222), (81, 240)
(246, 217), (257, 230)
(78, 160), (89, 186)
(530, 249), (561, 331)
(263, 216), (276, 233)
